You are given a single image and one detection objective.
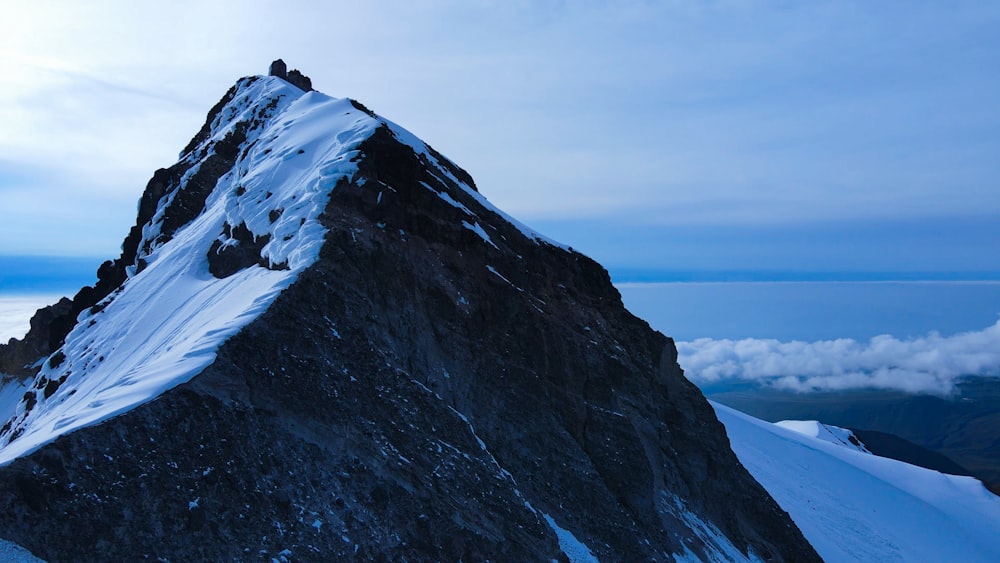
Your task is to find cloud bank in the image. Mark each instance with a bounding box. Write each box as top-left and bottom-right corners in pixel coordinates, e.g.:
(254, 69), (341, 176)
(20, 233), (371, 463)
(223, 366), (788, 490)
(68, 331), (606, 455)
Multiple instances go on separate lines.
(677, 320), (1000, 395)
(0, 296), (61, 343)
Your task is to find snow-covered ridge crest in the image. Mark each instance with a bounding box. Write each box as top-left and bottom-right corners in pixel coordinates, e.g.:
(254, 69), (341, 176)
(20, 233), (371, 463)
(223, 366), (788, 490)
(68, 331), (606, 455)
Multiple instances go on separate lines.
(0, 76), (380, 465)
(774, 419), (871, 454)
(714, 402), (1000, 561)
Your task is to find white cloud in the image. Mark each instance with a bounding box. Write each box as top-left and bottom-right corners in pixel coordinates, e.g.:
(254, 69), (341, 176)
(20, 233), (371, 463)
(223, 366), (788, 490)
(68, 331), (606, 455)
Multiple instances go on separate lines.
(0, 296), (63, 343)
(678, 320), (1000, 395)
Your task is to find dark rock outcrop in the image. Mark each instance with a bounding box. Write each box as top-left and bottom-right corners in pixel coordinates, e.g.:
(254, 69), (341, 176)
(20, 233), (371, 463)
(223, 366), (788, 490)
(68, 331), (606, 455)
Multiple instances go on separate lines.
(269, 58), (312, 91)
(208, 222), (286, 278)
(286, 69), (313, 92)
(269, 58), (287, 79)
(0, 298), (72, 377)
(0, 74), (819, 562)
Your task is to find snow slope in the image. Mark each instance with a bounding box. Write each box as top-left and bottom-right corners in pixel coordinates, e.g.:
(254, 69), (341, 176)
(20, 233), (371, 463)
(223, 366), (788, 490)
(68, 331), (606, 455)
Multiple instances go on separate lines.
(0, 77), (381, 465)
(714, 402), (1000, 562)
(0, 538), (43, 563)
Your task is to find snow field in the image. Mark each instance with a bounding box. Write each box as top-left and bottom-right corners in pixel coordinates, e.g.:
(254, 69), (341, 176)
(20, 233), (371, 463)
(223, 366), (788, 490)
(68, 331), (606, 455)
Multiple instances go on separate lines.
(714, 402), (1000, 562)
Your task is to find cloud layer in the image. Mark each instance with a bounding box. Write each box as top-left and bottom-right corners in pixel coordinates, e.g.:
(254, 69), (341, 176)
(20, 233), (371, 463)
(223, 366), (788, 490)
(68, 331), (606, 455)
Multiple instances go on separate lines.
(0, 296), (61, 343)
(678, 320), (1000, 395)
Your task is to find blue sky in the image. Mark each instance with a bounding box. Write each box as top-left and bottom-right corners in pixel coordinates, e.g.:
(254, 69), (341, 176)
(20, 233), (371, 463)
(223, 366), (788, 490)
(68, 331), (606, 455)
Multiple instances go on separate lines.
(2, 1), (998, 277)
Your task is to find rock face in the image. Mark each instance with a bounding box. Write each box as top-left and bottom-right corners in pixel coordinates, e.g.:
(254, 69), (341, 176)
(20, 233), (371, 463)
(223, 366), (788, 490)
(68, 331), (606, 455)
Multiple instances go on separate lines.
(286, 69), (313, 92)
(0, 73), (819, 562)
(0, 298), (72, 378)
(269, 58), (312, 91)
(269, 58), (287, 78)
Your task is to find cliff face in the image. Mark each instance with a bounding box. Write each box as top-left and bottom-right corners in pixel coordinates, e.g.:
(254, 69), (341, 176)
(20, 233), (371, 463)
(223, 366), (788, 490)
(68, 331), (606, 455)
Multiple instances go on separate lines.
(0, 73), (819, 562)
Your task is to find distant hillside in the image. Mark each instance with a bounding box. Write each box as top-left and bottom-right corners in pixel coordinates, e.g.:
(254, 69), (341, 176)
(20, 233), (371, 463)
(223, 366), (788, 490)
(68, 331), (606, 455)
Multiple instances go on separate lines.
(848, 428), (973, 477)
(709, 376), (1000, 489)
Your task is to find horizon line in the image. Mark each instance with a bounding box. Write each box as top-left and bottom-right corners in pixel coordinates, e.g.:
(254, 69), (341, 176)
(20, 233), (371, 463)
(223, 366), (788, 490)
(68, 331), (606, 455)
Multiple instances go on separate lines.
(611, 270), (1000, 284)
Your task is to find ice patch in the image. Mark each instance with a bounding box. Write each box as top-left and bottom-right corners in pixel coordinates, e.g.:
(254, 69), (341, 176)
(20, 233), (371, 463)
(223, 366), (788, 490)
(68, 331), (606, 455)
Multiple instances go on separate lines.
(462, 221), (498, 249)
(419, 181), (473, 215)
(542, 513), (599, 563)
(486, 265), (522, 291)
(666, 495), (763, 563)
(0, 538), (44, 563)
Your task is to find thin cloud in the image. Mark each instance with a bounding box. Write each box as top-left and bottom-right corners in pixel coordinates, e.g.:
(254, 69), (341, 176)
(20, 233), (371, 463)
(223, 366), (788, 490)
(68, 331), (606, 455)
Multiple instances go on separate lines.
(0, 50), (196, 107)
(678, 320), (1000, 395)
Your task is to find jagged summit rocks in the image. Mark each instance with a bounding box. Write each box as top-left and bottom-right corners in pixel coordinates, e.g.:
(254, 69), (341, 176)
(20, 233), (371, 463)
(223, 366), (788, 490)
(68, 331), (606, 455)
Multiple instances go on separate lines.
(0, 69), (820, 561)
(268, 58), (286, 77)
(269, 58), (312, 91)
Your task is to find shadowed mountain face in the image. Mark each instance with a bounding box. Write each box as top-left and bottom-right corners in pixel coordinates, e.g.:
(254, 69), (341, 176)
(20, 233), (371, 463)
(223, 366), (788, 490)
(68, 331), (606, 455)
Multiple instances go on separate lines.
(0, 73), (819, 562)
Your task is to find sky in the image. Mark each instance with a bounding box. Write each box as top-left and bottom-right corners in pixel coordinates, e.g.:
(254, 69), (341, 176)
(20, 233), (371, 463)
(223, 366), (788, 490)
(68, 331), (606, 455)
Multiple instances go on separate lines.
(1, 0), (999, 276)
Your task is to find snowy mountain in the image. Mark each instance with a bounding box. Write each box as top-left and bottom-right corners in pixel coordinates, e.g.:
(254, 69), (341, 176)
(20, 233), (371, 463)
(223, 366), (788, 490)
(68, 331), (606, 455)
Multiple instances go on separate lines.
(0, 76), (377, 463)
(0, 65), (817, 561)
(716, 403), (1000, 562)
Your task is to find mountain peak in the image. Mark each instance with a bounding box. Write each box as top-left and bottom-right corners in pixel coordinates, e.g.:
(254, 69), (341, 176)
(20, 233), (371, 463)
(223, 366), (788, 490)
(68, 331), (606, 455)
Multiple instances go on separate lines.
(0, 71), (819, 561)
(268, 58), (312, 91)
